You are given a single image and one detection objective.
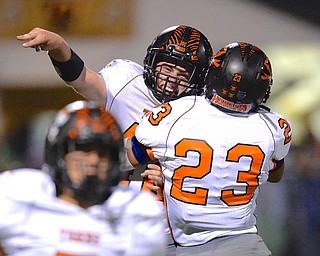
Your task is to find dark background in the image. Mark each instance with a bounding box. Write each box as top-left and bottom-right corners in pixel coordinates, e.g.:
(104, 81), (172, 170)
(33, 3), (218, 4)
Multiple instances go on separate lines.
(251, 0), (320, 27)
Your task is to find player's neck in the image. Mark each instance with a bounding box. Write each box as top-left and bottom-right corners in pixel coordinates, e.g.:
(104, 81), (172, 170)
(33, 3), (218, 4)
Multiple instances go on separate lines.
(59, 187), (94, 209)
(59, 187), (80, 206)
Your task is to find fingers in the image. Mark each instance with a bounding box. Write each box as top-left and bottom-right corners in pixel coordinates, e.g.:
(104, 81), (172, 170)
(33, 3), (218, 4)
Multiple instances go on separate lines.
(17, 27), (39, 40)
(141, 171), (161, 180)
(17, 28), (69, 57)
(16, 28), (51, 51)
(141, 173), (163, 188)
(139, 164), (164, 198)
(141, 163), (163, 184)
(17, 32), (40, 48)
(146, 163), (161, 170)
(145, 184), (164, 199)
(16, 33), (33, 46)
(141, 164), (161, 176)
(141, 171), (163, 185)
(146, 184), (161, 192)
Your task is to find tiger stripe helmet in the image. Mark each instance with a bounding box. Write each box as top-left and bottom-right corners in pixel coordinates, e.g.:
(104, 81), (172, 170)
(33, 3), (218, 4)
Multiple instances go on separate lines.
(205, 42), (272, 113)
(44, 100), (124, 203)
(144, 25), (213, 102)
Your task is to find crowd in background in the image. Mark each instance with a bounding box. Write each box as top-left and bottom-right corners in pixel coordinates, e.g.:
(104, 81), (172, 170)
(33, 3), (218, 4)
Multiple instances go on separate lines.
(284, 134), (320, 255)
(256, 133), (320, 256)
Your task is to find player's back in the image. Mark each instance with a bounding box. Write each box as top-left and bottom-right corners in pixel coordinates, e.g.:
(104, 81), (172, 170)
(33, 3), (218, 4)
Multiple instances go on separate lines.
(136, 95), (291, 245)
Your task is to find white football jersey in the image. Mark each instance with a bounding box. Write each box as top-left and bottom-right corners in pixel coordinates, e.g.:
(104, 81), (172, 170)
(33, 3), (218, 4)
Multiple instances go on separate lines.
(135, 95), (292, 246)
(0, 168), (166, 256)
(99, 59), (160, 190)
(99, 59), (171, 246)
(101, 185), (166, 256)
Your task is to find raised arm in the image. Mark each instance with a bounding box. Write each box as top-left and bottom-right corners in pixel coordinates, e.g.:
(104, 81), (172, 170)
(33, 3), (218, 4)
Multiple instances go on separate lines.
(17, 27), (107, 107)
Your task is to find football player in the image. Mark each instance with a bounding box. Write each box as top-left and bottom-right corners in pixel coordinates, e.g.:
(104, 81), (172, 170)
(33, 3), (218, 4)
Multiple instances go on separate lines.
(0, 101), (166, 256)
(124, 42), (292, 255)
(17, 25), (213, 255)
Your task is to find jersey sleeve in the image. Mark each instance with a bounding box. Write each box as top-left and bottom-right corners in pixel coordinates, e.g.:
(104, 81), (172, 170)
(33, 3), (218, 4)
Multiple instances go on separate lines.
(135, 99), (195, 160)
(262, 111), (293, 160)
(0, 169), (56, 235)
(135, 105), (167, 148)
(134, 104), (172, 155)
(0, 168), (56, 202)
(98, 59), (144, 111)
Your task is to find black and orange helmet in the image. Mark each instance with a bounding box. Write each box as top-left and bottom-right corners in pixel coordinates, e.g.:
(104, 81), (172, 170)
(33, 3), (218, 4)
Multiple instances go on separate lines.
(144, 25), (213, 102)
(44, 100), (124, 203)
(205, 42), (272, 113)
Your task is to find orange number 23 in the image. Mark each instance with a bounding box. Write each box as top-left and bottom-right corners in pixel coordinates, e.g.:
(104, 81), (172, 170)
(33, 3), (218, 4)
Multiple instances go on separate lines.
(171, 139), (264, 206)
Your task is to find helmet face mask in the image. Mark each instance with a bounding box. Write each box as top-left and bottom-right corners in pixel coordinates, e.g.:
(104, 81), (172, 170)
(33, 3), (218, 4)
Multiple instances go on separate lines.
(152, 57), (196, 101)
(43, 101), (124, 206)
(64, 150), (112, 205)
(144, 25), (213, 102)
(205, 42), (272, 113)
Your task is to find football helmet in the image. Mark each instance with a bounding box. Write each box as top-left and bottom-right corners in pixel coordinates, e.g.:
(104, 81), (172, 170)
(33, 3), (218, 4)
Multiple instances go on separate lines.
(205, 42), (272, 113)
(144, 25), (213, 102)
(43, 100), (124, 204)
